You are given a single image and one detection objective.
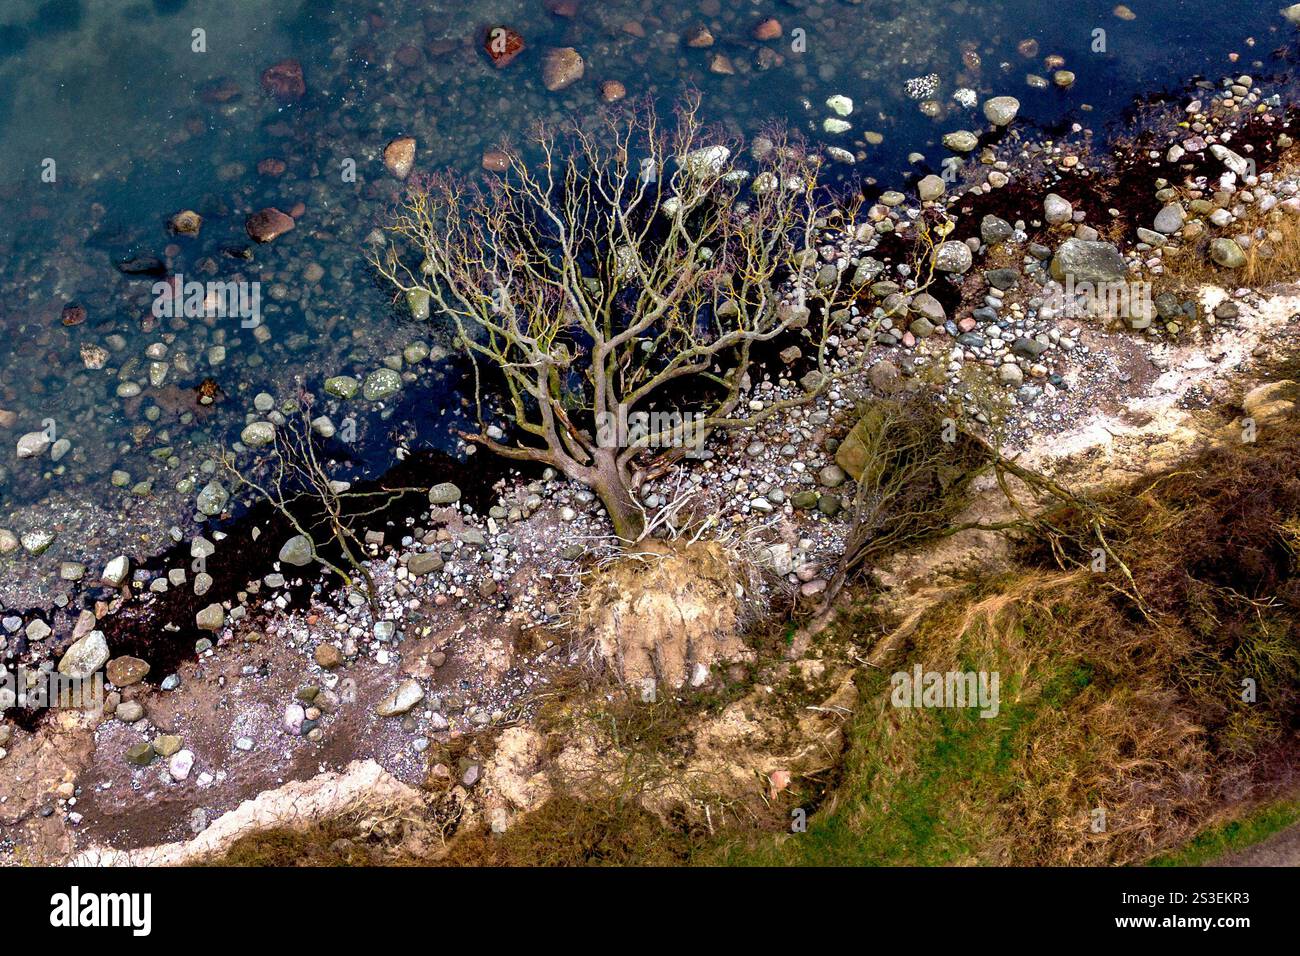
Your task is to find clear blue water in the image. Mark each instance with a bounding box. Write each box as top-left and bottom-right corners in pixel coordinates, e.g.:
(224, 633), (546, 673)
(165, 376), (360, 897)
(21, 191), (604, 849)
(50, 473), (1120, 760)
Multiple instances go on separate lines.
(0, 0), (1290, 598)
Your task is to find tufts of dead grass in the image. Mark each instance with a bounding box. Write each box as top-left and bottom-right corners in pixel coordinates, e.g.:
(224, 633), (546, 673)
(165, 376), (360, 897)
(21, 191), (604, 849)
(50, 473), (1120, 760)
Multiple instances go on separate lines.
(572, 538), (756, 689)
(1152, 148), (1300, 304)
(715, 406), (1300, 867)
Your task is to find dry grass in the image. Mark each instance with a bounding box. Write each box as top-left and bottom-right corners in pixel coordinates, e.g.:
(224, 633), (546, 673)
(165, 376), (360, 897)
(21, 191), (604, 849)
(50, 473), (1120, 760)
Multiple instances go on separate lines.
(1153, 149), (1300, 302)
(571, 537), (755, 687)
(715, 409), (1300, 866)
(1242, 211), (1300, 288)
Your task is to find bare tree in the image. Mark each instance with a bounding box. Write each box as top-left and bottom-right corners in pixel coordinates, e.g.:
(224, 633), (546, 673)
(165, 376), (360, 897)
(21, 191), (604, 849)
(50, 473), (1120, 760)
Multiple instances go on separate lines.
(372, 95), (887, 543)
(220, 394), (423, 617)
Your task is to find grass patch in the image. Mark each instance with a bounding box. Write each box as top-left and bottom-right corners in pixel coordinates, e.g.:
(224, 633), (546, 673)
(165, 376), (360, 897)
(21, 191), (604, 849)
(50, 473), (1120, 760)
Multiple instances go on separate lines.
(1148, 800), (1300, 867)
(1151, 147), (1300, 310)
(440, 795), (699, 866)
(710, 410), (1300, 866)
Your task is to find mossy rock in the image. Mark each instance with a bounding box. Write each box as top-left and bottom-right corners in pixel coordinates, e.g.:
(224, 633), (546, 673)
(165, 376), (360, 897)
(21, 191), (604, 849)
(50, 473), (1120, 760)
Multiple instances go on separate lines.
(834, 404), (889, 484)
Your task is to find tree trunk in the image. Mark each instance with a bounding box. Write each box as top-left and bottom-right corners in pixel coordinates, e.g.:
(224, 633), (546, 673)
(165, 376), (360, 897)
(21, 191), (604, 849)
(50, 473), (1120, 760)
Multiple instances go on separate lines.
(585, 449), (645, 544)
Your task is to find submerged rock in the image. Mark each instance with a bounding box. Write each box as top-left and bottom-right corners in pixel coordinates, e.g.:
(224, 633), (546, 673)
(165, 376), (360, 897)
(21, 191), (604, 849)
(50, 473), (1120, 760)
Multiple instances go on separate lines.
(196, 481), (229, 517)
(983, 96), (1020, 126)
(324, 375), (360, 399)
(16, 431), (50, 459)
(362, 368), (402, 401)
(384, 137), (416, 179)
(942, 130), (978, 152)
(406, 288), (431, 320)
(542, 47), (584, 91)
(826, 94), (853, 117)
(240, 421), (276, 447)
(261, 58), (305, 101)
(483, 26), (525, 68)
(169, 210), (203, 236)
(21, 530), (55, 555)
(246, 208), (296, 243)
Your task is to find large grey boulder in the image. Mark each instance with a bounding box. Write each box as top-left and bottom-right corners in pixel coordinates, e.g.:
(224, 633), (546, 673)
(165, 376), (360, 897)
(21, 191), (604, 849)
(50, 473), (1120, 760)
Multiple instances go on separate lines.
(278, 534), (315, 567)
(1049, 239), (1128, 286)
(933, 240), (973, 274)
(428, 482), (462, 506)
(59, 631), (110, 678)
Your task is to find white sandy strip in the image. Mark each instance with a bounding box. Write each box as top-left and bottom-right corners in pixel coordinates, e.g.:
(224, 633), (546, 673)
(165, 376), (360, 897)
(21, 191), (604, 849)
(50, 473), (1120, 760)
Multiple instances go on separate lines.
(68, 759), (422, 867)
(1020, 288), (1300, 479)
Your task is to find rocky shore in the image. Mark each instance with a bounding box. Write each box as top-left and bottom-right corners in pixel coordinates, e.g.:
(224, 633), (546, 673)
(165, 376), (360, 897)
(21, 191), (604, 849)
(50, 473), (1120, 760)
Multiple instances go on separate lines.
(3, 9), (1300, 864)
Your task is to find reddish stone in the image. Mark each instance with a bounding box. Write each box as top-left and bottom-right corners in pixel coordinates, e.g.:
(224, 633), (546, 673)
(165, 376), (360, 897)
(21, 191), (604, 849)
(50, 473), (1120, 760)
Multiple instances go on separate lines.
(261, 58), (305, 102)
(544, 0), (579, 16)
(314, 644), (343, 669)
(61, 304), (86, 327)
(753, 18), (782, 41)
(600, 80), (627, 103)
(106, 656), (150, 687)
(288, 202), (306, 218)
(621, 21), (646, 38)
(686, 25), (715, 48)
(246, 207), (296, 243)
(482, 150), (510, 172)
(350, 41), (380, 64)
(709, 53), (735, 75)
(257, 158), (287, 177)
(384, 137), (417, 179)
(483, 26), (524, 68)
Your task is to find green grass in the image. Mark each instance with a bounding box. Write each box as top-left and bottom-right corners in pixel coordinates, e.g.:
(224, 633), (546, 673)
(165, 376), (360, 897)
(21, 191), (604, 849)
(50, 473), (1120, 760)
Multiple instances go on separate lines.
(709, 621), (1097, 866)
(1147, 800), (1300, 867)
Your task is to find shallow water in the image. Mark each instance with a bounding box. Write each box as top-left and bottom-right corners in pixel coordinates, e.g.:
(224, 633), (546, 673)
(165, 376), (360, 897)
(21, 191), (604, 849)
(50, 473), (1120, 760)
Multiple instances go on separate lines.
(0, 0), (1289, 603)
